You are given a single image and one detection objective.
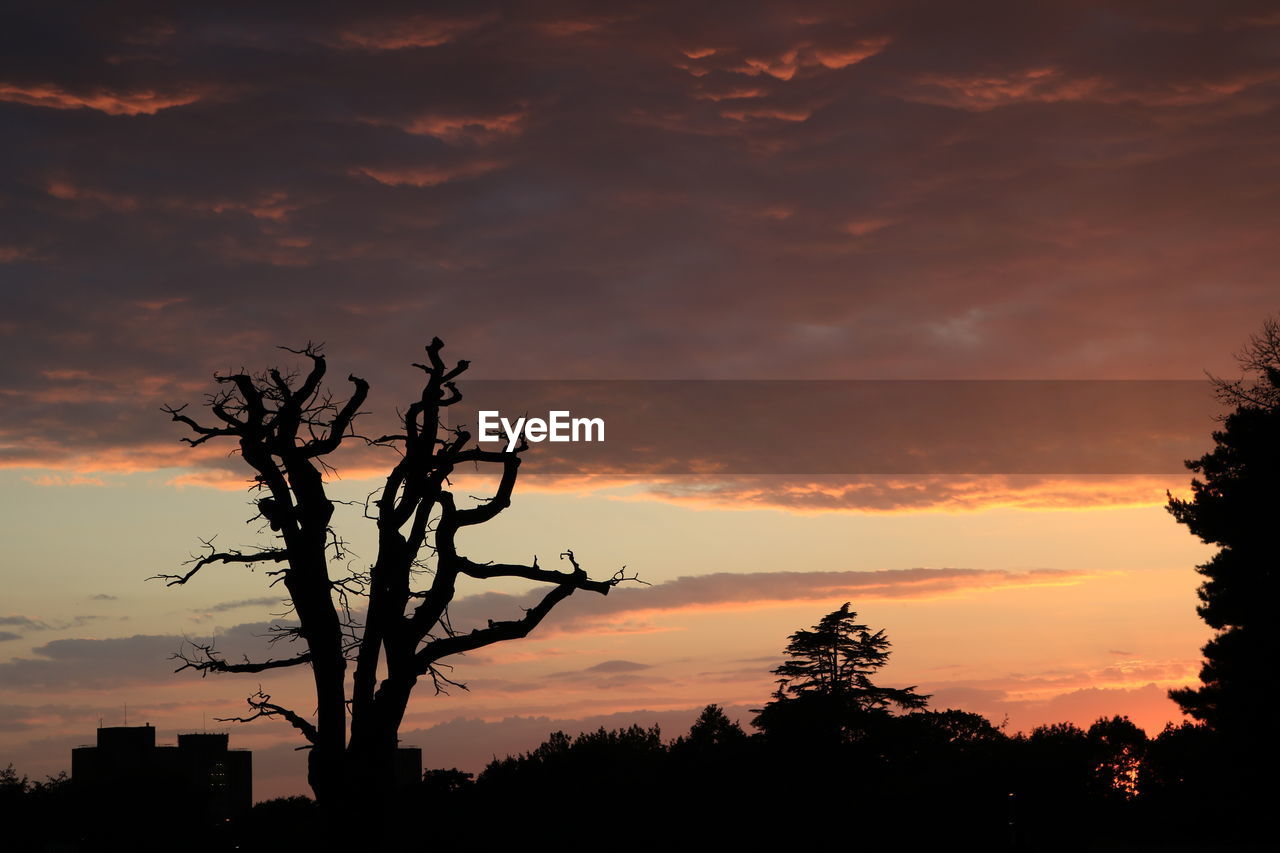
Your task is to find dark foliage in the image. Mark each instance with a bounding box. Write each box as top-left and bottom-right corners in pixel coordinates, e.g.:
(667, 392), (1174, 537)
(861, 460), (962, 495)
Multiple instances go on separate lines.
(3, 766), (78, 851)
(1164, 319), (1280, 835)
(751, 602), (928, 746)
(1166, 322), (1280, 733)
(4, 712), (1259, 851)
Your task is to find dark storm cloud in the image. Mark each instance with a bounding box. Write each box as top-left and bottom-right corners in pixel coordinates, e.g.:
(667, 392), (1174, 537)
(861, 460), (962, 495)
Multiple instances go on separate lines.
(2, 1), (1278, 475)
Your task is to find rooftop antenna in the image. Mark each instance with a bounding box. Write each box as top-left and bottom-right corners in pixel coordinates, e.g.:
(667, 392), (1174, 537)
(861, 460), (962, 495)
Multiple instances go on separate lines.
(123, 702), (128, 726)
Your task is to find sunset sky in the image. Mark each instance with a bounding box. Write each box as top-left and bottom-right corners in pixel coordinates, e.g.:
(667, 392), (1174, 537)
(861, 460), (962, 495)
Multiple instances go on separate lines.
(2, 2), (1277, 799)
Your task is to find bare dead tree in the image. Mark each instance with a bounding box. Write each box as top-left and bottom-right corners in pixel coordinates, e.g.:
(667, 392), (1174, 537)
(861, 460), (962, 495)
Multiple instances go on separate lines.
(156, 339), (635, 814)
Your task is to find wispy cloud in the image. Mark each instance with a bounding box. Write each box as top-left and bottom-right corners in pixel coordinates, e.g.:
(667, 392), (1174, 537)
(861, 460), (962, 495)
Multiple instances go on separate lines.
(0, 622), (294, 690)
(199, 597), (289, 615)
(0, 82), (207, 115)
(448, 567), (1096, 635)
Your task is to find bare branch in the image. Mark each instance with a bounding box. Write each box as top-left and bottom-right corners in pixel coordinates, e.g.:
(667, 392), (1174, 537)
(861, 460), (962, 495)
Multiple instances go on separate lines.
(217, 689), (319, 744)
(301, 374), (370, 457)
(150, 538), (289, 586)
(414, 551), (639, 670)
(423, 661), (469, 695)
(414, 582), (576, 669)
(457, 555), (617, 593)
(172, 639), (312, 675)
(161, 403), (239, 445)
(278, 342), (327, 405)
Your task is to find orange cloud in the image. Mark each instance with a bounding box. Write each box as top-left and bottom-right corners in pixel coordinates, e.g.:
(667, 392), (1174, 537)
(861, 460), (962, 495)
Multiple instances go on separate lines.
(929, 656), (1200, 737)
(46, 179), (139, 211)
(690, 87), (768, 102)
(729, 38), (890, 80)
(43, 179), (308, 225)
(209, 191), (301, 222)
(720, 106), (811, 122)
(132, 297), (188, 311)
(336, 15), (494, 50)
(448, 567), (1099, 637)
(843, 218), (895, 237)
(907, 67), (1280, 112)
(632, 474), (1183, 514)
(379, 109), (528, 145)
(0, 245), (35, 263)
(1000, 658), (1198, 700)
(534, 18), (619, 37)
(813, 39), (892, 69)
(740, 49), (801, 81)
(1118, 71), (1280, 107)
(352, 160), (507, 187)
(909, 68), (1100, 111)
(0, 82), (205, 115)
(23, 474), (106, 487)
(0, 437), (232, 477)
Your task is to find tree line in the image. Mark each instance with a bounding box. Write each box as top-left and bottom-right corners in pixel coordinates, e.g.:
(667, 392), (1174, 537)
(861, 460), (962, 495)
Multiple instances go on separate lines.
(5, 319), (1279, 850)
(0, 604), (1256, 850)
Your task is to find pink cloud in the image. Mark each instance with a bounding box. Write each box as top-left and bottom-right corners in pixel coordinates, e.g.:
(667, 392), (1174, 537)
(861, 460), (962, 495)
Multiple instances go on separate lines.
(0, 82), (206, 115)
(447, 567), (1097, 636)
(335, 15), (495, 51)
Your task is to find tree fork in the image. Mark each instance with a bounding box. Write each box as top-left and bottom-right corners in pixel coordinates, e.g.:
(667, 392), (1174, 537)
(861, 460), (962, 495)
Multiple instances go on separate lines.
(160, 339), (639, 815)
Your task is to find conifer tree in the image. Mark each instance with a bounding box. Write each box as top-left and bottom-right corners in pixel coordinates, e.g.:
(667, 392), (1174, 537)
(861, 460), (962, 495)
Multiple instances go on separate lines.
(753, 603), (927, 742)
(1166, 319), (1280, 734)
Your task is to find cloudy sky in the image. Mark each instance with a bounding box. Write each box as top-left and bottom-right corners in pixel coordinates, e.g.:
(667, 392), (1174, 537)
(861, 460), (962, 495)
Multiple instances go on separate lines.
(2, 1), (1276, 798)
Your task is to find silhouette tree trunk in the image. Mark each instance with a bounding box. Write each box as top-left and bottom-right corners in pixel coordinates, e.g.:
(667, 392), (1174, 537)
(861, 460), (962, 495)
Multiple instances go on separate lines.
(159, 339), (633, 826)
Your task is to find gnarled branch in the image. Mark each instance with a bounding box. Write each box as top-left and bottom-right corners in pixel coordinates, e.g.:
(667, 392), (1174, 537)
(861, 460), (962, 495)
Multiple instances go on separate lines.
(173, 638), (312, 676)
(217, 690), (319, 745)
(414, 551), (638, 670)
(150, 538), (289, 586)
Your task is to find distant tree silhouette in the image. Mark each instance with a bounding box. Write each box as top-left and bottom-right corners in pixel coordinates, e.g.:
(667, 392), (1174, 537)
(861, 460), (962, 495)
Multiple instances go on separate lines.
(477, 721), (668, 843)
(672, 704), (747, 752)
(1166, 318), (1280, 733)
(481, 723), (667, 792)
(0, 763), (24, 809)
(243, 796), (323, 847)
(3, 764), (76, 849)
(1139, 721), (1227, 842)
(752, 602), (927, 743)
(1085, 715), (1146, 800)
(421, 767), (474, 796)
(1164, 318), (1280, 836)
(891, 707), (1006, 749)
(158, 339), (637, 830)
